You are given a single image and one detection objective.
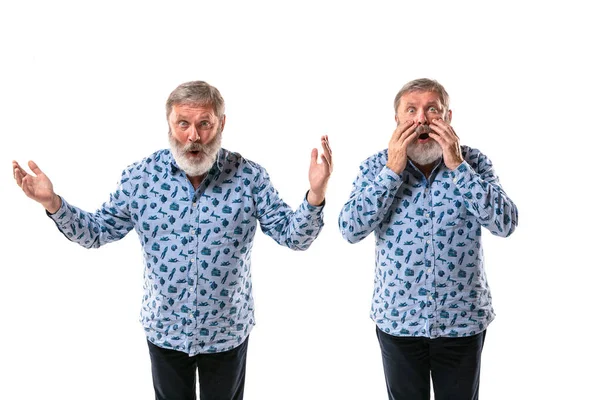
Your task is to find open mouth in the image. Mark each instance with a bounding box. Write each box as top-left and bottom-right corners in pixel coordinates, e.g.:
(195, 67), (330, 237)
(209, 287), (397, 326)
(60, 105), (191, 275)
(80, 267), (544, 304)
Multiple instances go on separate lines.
(418, 133), (430, 140)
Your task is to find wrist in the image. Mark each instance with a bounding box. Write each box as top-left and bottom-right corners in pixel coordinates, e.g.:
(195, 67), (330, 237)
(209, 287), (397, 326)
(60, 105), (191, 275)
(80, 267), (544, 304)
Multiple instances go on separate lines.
(385, 162), (403, 175)
(307, 190), (325, 207)
(44, 194), (62, 214)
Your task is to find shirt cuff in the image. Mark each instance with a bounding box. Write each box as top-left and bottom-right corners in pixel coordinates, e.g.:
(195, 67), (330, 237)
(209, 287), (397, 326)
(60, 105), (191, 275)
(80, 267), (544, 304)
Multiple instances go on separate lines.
(46, 196), (74, 225)
(304, 190), (325, 210)
(449, 161), (476, 188)
(377, 166), (403, 191)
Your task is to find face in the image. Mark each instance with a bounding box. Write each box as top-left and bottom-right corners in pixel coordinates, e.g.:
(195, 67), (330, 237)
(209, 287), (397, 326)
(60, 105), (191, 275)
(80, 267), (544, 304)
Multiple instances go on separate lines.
(395, 91), (452, 166)
(168, 104), (225, 177)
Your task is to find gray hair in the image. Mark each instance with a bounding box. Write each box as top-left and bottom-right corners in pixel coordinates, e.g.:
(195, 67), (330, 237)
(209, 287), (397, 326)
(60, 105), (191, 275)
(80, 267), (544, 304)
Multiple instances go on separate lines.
(166, 81), (225, 120)
(393, 78), (450, 115)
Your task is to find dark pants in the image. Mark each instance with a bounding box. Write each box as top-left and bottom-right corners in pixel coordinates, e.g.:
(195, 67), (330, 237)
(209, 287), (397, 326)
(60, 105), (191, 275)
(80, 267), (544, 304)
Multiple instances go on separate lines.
(147, 337), (249, 400)
(376, 328), (486, 400)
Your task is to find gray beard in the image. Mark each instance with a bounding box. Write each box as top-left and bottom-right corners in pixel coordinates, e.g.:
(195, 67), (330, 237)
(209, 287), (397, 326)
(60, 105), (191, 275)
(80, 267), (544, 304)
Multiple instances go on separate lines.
(406, 139), (443, 166)
(169, 130), (222, 177)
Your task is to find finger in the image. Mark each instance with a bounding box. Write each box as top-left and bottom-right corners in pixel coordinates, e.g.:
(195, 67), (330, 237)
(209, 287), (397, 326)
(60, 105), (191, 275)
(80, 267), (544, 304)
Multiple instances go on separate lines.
(28, 160), (44, 176)
(20, 175), (33, 196)
(12, 161), (28, 177)
(391, 120), (415, 142)
(428, 125), (452, 144)
(320, 154), (332, 168)
(321, 137), (333, 165)
(399, 129), (419, 148)
(322, 135), (332, 155)
(14, 168), (25, 186)
(431, 119), (459, 140)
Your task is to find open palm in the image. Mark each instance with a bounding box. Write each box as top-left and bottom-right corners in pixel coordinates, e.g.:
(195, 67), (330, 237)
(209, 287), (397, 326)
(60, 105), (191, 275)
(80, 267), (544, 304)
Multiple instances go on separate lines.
(13, 160), (60, 212)
(308, 135), (333, 204)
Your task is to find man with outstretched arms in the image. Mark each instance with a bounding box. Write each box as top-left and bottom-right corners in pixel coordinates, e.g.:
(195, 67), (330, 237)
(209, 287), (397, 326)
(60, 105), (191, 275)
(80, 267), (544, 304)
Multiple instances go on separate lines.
(13, 81), (333, 400)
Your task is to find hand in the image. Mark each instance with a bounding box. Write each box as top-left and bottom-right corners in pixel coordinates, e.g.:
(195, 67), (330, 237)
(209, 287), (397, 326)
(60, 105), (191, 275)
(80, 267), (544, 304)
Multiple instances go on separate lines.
(307, 135), (333, 206)
(429, 119), (464, 170)
(13, 160), (62, 213)
(386, 120), (418, 175)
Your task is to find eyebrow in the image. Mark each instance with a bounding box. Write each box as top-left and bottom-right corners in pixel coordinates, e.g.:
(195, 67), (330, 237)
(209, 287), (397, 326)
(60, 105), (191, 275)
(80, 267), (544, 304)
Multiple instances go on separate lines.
(174, 113), (214, 120)
(403, 102), (441, 108)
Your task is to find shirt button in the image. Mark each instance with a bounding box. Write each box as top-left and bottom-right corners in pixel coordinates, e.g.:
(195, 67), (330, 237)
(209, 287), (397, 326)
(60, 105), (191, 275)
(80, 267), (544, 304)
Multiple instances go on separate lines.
(427, 269), (432, 274)
(189, 313), (194, 318)
(192, 202), (197, 207)
(425, 213), (430, 218)
(426, 240), (431, 245)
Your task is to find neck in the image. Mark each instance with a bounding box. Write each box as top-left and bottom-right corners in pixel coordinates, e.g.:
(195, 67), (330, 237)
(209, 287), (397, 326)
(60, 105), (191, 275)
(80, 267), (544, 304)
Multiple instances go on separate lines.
(412, 160), (438, 179)
(188, 174), (206, 190)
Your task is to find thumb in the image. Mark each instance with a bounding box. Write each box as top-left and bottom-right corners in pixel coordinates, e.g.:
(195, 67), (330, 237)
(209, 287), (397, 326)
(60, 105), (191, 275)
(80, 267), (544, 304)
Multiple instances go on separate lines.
(310, 148), (318, 165)
(28, 160), (43, 176)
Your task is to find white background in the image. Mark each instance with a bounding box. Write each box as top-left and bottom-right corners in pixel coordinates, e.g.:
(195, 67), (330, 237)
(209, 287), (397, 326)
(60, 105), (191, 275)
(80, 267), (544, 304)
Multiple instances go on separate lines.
(1, 1), (598, 399)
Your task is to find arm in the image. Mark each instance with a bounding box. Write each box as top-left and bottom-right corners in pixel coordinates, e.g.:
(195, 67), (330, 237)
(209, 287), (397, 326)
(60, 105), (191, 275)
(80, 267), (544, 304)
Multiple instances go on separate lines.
(13, 159), (135, 248)
(428, 119), (518, 237)
(254, 172), (325, 251)
(450, 149), (518, 237)
(338, 154), (403, 244)
(254, 136), (332, 250)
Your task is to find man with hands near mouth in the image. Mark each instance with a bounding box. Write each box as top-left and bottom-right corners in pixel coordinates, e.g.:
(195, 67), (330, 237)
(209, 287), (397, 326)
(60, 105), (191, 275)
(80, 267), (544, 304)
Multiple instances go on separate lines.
(13, 80), (333, 400)
(339, 78), (518, 400)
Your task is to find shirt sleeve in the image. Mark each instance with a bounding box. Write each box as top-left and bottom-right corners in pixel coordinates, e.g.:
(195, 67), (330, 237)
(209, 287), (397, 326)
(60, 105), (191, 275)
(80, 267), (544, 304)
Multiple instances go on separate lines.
(450, 151), (518, 237)
(253, 168), (324, 251)
(47, 168), (135, 248)
(338, 157), (403, 244)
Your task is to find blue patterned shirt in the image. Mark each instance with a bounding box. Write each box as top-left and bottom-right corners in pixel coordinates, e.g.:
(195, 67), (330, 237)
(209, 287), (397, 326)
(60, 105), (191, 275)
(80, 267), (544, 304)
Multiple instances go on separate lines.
(339, 146), (517, 338)
(49, 148), (324, 354)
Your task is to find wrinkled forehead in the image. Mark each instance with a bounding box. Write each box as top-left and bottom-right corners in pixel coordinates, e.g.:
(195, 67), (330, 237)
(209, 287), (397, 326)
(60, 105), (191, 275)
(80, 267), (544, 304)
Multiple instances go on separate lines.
(170, 103), (218, 119)
(399, 90), (444, 108)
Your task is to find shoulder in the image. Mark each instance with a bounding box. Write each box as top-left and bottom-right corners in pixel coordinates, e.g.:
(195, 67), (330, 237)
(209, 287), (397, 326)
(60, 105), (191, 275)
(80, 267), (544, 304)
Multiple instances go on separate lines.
(460, 145), (494, 171)
(219, 148), (268, 177)
(356, 149), (389, 176)
(120, 149), (171, 181)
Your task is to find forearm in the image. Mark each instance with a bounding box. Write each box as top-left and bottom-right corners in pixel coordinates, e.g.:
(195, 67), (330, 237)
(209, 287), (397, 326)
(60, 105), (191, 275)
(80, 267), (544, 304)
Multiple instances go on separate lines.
(339, 166), (402, 243)
(49, 197), (133, 248)
(260, 197), (324, 250)
(451, 162), (518, 237)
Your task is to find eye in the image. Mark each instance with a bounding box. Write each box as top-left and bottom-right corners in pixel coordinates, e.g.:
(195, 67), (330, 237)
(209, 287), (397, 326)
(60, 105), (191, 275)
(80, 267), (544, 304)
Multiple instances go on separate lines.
(428, 106), (438, 113)
(178, 121), (189, 128)
(407, 107), (415, 113)
(199, 120), (213, 130)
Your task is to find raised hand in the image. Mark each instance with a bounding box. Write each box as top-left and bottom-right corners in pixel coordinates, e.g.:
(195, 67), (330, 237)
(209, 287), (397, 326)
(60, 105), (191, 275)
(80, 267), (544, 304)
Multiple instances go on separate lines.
(307, 135), (333, 206)
(429, 118), (464, 170)
(12, 160), (62, 213)
(386, 120), (418, 175)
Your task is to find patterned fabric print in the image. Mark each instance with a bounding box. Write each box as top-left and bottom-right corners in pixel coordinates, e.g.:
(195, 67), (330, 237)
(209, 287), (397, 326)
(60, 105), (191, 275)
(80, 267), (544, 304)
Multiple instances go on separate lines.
(49, 148), (324, 355)
(339, 146), (517, 338)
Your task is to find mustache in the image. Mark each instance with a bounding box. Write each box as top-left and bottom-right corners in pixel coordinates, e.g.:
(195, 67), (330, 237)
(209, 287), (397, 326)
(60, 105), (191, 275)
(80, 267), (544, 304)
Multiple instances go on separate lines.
(415, 124), (432, 134)
(183, 142), (208, 152)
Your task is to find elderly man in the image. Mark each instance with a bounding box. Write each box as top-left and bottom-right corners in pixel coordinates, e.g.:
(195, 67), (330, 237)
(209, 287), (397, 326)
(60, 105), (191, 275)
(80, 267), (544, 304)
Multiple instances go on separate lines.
(13, 81), (333, 400)
(339, 78), (517, 400)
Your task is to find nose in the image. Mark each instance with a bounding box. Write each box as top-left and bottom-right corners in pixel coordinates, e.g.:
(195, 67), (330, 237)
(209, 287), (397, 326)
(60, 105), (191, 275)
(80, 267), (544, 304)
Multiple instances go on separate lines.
(415, 110), (428, 124)
(188, 126), (213, 144)
(187, 125), (200, 143)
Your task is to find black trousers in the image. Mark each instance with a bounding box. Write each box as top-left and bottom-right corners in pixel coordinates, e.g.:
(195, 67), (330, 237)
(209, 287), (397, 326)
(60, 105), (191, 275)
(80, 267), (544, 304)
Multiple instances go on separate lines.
(147, 337), (249, 400)
(376, 328), (486, 400)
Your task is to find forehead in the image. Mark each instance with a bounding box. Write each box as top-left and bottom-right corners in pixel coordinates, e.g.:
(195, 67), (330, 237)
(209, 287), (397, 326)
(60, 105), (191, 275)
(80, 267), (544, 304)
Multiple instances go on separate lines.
(398, 91), (443, 107)
(170, 104), (216, 118)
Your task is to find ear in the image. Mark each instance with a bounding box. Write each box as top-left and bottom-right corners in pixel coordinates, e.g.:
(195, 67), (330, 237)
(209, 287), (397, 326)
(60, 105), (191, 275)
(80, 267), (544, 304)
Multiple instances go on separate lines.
(394, 114), (399, 125)
(446, 109), (452, 123)
(220, 115), (227, 131)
